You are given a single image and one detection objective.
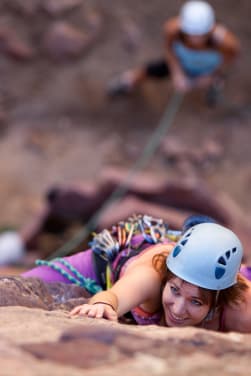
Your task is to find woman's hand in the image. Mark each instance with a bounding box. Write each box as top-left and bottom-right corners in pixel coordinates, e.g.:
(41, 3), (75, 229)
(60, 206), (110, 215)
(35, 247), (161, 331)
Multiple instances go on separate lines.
(69, 303), (118, 321)
(172, 72), (192, 93)
(191, 75), (215, 89)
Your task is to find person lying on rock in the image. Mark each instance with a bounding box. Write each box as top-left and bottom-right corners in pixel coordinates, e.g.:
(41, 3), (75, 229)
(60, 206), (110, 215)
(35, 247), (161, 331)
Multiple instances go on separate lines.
(108, 0), (240, 105)
(22, 214), (251, 332)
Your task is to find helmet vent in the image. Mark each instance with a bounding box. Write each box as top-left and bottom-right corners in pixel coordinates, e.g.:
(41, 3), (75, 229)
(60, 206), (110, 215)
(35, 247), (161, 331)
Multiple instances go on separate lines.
(215, 266), (225, 279)
(180, 239), (188, 246)
(173, 245), (182, 257)
(225, 250), (231, 259)
(232, 247), (237, 253)
(218, 256), (226, 266)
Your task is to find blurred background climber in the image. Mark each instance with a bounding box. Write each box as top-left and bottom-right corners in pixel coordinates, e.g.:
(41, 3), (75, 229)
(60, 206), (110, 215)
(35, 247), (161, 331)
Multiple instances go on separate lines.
(108, 0), (240, 106)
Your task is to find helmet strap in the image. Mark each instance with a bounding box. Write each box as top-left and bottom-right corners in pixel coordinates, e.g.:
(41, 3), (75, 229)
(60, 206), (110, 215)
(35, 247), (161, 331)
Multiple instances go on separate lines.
(203, 290), (220, 322)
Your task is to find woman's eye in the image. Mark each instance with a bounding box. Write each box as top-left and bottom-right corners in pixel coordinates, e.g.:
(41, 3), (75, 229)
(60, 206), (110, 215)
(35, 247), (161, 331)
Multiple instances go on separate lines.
(191, 299), (202, 306)
(170, 286), (179, 295)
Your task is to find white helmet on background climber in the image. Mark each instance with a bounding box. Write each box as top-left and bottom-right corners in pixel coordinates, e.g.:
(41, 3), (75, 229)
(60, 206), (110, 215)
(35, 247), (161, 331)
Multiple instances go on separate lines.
(180, 1), (215, 35)
(166, 223), (243, 290)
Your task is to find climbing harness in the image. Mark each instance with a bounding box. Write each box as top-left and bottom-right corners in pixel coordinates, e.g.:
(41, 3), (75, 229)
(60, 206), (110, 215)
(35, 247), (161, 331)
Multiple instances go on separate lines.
(38, 214), (181, 293)
(90, 214), (181, 288)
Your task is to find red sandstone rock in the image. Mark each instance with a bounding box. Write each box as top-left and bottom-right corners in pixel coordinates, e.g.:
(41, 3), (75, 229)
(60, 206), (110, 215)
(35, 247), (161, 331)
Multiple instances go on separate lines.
(0, 277), (89, 310)
(41, 0), (83, 16)
(42, 22), (93, 60)
(98, 195), (192, 231)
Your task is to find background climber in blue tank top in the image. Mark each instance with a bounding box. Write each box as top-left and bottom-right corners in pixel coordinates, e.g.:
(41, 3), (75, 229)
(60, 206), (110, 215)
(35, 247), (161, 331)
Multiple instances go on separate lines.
(107, 1), (240, 105)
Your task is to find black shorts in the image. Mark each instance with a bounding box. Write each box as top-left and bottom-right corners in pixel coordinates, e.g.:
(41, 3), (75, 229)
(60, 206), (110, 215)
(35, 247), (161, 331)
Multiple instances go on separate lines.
(145, 59), (170, 78)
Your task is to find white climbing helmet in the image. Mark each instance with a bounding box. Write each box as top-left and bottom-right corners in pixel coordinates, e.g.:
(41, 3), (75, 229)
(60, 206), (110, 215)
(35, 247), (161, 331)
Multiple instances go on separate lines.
(180, 1), (215, 35)
(166, 223), (243, 290)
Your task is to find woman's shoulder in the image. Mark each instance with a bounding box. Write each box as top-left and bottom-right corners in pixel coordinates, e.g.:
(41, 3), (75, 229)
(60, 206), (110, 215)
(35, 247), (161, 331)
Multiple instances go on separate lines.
(163, 17), (180, 38)
(211, 24), (240, 50)
(209, 24), (228, 43)
(126, 243), (174, 272)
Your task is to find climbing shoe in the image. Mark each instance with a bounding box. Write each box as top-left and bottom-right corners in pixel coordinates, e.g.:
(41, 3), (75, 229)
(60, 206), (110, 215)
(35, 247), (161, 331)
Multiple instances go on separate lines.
(107, 75), (134, 98)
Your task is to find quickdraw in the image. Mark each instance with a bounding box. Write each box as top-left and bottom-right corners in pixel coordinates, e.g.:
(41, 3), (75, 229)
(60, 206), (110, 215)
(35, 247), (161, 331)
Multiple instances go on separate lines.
(89, 214), (181, 263)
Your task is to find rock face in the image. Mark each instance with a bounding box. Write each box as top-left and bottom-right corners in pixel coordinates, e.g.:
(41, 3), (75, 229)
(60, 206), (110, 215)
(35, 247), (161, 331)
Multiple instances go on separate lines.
(0, 277), (250, 375)
(0, 305), (251, 375)
(0, 276), (89, 310)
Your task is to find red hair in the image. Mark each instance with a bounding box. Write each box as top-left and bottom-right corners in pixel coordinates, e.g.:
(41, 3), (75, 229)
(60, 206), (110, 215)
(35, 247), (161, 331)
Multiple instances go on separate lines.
(152, 252), (248, 308)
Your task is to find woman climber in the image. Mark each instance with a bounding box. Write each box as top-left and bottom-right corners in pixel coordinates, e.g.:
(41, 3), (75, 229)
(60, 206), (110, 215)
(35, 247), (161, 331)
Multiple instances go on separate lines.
(108, 1), (240, 105)
(22, 214), (251, 332)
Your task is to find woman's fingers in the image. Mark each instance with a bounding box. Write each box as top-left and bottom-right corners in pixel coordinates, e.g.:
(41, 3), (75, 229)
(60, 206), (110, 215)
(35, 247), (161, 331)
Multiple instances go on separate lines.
(69, 304), (94, 317)
(94, 304), (106, 318)
(86, 304), (104, 318)
(69, 303), (118, 321)
(69, 305), (82, 316)
(69, 304), (104, 318)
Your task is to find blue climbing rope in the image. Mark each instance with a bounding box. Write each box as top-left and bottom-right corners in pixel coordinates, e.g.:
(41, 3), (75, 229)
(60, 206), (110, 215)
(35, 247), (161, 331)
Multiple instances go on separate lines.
(35, 258), (102, 294)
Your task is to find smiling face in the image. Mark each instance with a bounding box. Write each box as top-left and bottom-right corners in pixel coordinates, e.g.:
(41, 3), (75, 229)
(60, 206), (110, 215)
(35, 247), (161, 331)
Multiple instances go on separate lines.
(162, 277), (212, 327)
